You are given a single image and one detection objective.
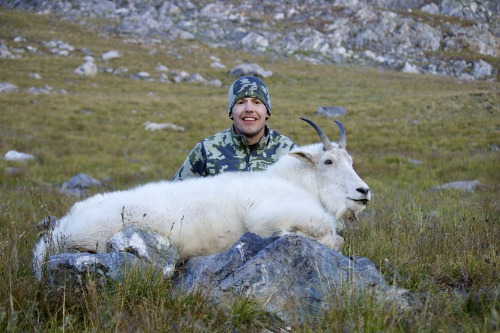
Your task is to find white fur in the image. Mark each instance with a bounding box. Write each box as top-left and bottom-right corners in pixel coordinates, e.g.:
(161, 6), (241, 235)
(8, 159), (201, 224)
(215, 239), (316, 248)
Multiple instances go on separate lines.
(33, 142), (371, 280)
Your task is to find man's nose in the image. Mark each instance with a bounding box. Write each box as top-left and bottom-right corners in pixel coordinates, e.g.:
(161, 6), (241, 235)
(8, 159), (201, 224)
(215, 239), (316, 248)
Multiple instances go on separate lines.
(243, 101), (252, 110)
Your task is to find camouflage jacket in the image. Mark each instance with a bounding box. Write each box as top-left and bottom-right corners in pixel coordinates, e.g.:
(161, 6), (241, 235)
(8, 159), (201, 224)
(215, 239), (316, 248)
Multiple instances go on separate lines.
(172, 125), (295, 181)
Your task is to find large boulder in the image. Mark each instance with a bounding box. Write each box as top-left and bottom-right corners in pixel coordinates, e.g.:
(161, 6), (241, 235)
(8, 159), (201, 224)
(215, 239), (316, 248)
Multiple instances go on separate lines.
(174, 232), (416, 322)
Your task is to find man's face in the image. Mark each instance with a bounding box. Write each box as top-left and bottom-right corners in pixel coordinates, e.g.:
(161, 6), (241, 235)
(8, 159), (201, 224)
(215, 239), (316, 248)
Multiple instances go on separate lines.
(230, 97), (269, 145)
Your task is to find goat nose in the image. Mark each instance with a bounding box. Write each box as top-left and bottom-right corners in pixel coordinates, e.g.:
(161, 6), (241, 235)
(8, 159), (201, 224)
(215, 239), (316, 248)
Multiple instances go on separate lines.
(356, 187), (370, 196)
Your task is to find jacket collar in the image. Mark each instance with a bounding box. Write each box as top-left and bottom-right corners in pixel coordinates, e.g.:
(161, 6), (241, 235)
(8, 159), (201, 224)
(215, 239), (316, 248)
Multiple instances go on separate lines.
(230, 125), (270, 150)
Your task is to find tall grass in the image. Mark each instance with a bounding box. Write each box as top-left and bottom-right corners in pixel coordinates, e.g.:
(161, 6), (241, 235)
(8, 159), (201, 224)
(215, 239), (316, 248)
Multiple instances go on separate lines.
(0, 9), (498, 332)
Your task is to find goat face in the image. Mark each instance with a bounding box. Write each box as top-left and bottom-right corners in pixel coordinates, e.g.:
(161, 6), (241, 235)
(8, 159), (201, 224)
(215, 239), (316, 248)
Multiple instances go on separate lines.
(296, 119), (371, 219)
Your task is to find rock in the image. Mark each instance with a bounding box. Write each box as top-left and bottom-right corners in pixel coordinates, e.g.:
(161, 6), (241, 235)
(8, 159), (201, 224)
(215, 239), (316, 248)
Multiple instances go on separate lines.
(59, 173), (102, 197)
(401, 62), (420, 74)
(472, 60), (493, 79)
(3, 150), (35, 161)
(206, 79), (222, 87)
(186, 72), (205, 83)
(107, 227), (179, 278)
(45, 227), (180, 289)
(199, 3), (227, 18)
(101, 50), (121, 61)
(155, 63), (169, 72)
(240, 31), (269, 51)
(210, 61), (226, 69)
(172, 29), (195, 40)
(421, 3), (440, 15)
(42, 39), (74, 56)
(408, 158), (422, 165)
(0, 82), (18, 93)
(228, 63), (273, 78)
(0, 44), (14, 58)
(315, 106), (347, 118)
(431, 180), (482, 192)
(175, 233), (279, 293)
(143, 121), (185, 132)
(47, 252), (140, 289)
(131, 71), (151, 80)
(29, 72), (42, 79)
(73, 61), (97, 77)
(171, 70), (190, 83)
(27, 85), (53, 94)
(174, 232), (417, 323)
(2, 0), (499, 81)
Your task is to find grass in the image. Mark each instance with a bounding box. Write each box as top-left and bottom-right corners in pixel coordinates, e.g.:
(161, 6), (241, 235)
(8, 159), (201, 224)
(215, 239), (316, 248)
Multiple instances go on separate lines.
(0, 8), (499, 332)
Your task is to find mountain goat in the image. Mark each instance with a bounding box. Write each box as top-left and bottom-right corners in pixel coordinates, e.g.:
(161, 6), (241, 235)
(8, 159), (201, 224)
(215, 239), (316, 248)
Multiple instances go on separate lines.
(33, 118), (371, 280)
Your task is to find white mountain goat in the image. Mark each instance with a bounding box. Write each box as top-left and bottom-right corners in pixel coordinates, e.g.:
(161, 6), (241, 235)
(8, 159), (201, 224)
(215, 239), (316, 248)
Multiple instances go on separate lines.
(33, 118), (371, 280)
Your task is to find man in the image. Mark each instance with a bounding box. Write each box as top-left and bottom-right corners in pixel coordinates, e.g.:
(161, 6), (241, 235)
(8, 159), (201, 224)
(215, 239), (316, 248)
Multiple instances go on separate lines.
(172, 76), (295, 181)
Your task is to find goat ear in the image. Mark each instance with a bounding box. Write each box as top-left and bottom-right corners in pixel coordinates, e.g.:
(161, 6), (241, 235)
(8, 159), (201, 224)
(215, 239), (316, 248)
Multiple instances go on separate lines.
(289, 151), (317, 167)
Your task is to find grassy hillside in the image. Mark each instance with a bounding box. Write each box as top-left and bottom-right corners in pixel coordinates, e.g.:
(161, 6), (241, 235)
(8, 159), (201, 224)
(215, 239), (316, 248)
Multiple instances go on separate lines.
(0, 9), (498, 332)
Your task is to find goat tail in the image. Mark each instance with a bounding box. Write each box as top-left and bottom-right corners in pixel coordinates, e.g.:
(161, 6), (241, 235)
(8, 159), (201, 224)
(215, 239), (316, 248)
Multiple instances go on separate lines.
(32, 215), (62, 281)
(32, 236), (48, 281)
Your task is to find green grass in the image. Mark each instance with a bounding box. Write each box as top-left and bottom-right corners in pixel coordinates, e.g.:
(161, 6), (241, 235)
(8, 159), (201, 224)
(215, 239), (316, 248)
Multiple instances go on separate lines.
(1, 9), (499, 332)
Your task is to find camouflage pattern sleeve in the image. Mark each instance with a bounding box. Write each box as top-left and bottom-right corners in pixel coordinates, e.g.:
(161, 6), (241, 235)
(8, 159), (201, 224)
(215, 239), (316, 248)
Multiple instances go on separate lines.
(171, 142), (207, 181)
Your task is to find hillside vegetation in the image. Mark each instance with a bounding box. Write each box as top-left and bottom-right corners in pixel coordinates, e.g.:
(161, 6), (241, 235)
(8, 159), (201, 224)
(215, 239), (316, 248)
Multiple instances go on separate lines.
(0, 9), (498, 332)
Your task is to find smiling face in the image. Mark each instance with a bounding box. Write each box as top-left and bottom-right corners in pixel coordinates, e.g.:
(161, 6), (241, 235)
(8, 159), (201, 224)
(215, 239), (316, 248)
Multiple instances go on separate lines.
(230, 97), (269, 145)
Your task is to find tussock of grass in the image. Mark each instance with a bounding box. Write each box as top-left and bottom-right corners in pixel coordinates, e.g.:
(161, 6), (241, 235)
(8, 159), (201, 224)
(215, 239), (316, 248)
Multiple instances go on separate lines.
(0, 9), (499, 332)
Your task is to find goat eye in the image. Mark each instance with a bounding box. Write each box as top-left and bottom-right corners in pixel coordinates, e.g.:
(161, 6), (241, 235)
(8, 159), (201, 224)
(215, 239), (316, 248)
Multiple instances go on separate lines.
(324, 159), (333, 165)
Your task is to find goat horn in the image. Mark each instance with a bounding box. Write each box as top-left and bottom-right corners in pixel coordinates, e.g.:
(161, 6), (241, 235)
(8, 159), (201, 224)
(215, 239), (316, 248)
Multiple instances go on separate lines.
(300, 117), (333, 150)
(334, 120), (346, 149)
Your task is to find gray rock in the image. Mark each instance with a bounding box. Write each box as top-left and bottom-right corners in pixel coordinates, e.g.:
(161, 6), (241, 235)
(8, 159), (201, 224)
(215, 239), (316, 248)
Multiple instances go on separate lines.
(73, 61), (97, 77)
(206, 79), (223, 87)
(431, 180), (482, 192)
(59, 173), (102, 197)
(175, 232), (416, 323)
(240, 31), (269, 51)
(107, 227), (179, 278)
(0, 82), (18, 93)
(2, 0), (498, 80)
(421, 3), (440, 15)
(3, 150), (34, 161)
(171, 29), (195, 40)
(45, 227), (181, 289)
(315, 106), (347, 118)
(199, 3), (227, 18)
(46, 252), (138, 289)
(143, 121), (185, 132)
(155, 63), (169, 72)
(130, 71), (151, 80)
(29, 72), (42, 79)
(228, 63), (273, 78)
(42, 39), (74, 56)
(101, 50), (121, 61)
(171, 70), (190, 83)
(210, 61), (226, 69)
(27, 85), (53, 95)
(402, 62), (420, 74)
(472, 60), (493, 79)
(186, 72), (205, 83)
(0, 44), (14, 58)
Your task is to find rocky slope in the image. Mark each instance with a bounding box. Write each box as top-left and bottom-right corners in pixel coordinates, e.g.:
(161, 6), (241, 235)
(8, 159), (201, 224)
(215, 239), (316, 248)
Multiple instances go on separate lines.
(1, 0), (498, 80)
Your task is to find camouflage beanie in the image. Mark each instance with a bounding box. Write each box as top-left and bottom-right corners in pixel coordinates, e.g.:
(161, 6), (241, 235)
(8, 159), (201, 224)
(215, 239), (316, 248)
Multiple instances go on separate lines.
(227, 76), (272, 116)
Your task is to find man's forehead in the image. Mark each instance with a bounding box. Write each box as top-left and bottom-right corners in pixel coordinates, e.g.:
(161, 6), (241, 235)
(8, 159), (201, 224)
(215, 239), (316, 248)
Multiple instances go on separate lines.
(236, 96), (262, 102)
